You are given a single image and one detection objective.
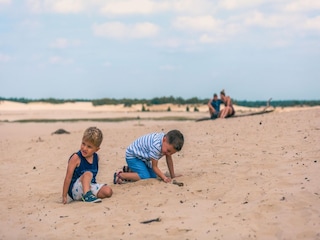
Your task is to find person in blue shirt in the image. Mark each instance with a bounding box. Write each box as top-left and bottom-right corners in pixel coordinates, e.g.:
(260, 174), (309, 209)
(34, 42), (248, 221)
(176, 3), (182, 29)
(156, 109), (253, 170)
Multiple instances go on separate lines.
(208, 93), (222, 119)
(113, 130), (184, 184)
(62, 127), (113, 203)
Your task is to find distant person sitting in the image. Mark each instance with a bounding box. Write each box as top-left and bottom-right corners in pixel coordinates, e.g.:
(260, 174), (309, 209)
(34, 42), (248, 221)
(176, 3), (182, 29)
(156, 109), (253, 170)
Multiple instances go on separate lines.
(219, 89), (235, 118)
(207, 93), (222, 119)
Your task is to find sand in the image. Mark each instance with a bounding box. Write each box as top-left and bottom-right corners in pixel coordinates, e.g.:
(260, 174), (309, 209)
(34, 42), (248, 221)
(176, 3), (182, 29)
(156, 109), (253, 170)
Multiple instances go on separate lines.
(0, 101), (319, 239)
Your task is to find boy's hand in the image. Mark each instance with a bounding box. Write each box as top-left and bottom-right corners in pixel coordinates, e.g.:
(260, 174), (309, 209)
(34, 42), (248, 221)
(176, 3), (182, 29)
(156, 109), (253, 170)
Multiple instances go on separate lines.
(62, 196), (68, 204)
(163, 177), (171, 183)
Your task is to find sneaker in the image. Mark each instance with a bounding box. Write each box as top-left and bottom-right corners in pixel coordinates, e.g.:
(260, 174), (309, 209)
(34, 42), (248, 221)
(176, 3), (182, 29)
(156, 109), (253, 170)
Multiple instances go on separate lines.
(82, 191), (102, 203)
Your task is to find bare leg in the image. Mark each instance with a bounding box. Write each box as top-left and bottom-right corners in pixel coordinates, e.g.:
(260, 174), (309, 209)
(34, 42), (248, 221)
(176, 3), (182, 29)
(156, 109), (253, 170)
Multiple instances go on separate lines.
(209, 109), (212, 116)
(97, 185), (113, 198)
(220, 107), (232, 118)
(80, 171), (93, 194)
(119, 172), (141, 182)
(220, 108), (227, 118)
(209, 107), (214, 117)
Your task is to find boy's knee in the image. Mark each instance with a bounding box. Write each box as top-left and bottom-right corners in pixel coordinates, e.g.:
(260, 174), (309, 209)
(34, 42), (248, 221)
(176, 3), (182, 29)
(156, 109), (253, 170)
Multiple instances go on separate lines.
(100, 186), (113, 198)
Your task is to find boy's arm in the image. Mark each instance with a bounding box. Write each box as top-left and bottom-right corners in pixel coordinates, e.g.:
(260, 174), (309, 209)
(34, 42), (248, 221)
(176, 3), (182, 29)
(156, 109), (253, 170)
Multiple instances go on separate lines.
(207, 99), (214, 110)
(165, 155), (175, 179)
(62, 155), (79, 204)
(151, 159), (171, 183)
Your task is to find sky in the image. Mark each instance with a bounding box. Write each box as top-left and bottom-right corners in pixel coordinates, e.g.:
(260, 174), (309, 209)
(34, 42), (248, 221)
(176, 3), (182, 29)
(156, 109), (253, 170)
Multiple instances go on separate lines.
(0, 0), (319, 101)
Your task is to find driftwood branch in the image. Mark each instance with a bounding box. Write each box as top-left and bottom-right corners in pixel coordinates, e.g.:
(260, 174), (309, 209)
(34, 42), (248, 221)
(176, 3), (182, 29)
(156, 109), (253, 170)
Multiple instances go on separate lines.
(140, 218), (161, 224)
(172, 179), (184, 187)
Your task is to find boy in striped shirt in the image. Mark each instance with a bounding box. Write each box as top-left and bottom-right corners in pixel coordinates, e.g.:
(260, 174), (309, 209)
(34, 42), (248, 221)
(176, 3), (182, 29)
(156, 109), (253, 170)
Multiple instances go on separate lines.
(113, 129), (184, 184)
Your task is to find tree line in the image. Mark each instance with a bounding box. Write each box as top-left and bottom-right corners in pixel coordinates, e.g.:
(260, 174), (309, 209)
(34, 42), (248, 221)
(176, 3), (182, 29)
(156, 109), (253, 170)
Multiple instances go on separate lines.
(1, 96), (320, 108)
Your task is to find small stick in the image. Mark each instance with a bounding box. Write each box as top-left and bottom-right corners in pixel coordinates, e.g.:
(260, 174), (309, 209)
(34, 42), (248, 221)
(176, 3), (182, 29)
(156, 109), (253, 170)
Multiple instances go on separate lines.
(140, 217), (161, 224)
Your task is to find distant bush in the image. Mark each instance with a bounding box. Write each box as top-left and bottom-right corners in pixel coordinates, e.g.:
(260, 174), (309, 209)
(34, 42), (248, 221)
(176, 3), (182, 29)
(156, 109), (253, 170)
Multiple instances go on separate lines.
(141, 105), (149, 112)
(1, 96), (320, 108)
(233, 99), (320, 108)
(0, 97), (88, 104)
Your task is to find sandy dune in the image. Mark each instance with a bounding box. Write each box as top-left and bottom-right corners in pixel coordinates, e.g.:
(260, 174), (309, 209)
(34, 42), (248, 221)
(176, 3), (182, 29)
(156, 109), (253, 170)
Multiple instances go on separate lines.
(0, 101), (319, 239)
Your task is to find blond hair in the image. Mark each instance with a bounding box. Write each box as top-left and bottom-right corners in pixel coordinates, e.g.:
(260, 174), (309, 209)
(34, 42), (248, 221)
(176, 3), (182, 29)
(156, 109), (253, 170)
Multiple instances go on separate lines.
(83, 127), (103, 147)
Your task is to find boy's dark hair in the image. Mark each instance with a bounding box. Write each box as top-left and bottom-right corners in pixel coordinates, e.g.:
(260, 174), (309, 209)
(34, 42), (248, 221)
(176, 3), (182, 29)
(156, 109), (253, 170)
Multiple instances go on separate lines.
(166, 130), (184, 151)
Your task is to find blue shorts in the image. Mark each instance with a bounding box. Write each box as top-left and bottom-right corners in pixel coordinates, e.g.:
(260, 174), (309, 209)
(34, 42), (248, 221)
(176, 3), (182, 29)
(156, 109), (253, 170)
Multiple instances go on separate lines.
(126, 158), (157, 179)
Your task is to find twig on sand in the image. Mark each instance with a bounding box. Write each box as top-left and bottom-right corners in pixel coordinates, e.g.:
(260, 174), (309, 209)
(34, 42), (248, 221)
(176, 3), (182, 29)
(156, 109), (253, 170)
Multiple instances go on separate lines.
(140, 217), (161, 224)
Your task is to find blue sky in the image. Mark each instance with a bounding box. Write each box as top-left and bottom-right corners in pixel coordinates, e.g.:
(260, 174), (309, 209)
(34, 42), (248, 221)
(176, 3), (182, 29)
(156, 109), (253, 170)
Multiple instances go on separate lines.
(0, 0), (319, 101)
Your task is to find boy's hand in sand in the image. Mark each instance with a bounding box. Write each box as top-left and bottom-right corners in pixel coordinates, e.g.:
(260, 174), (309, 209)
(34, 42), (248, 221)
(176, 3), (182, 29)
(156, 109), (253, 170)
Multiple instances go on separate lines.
(62, 196), (68, 204)
(163, 177), (172, 183)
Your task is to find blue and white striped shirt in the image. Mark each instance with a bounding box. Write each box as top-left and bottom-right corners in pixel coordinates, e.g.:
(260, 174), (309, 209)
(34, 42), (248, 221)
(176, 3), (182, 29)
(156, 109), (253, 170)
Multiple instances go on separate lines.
(126, 132), (165, 168)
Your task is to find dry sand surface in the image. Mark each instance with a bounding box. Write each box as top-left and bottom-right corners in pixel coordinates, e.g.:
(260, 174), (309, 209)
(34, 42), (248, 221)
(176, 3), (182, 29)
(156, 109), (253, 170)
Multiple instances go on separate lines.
(0, 101), (320, 239)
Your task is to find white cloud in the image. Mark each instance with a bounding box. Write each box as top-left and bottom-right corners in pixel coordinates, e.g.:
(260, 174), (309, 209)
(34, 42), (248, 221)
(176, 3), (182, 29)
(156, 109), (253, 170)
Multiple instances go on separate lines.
(284, 0), (320, 12)
(304, 16), (320, 31)
(51, 0), (84, 13)
(244, 11), (299, 28)
(172, 15), (243, 44)
(0, 0), (10, 4)
(26, 0), (41, 13)
(49, 38), (81, 48)
(270, 39), (291, 48)
(20, 19), (42, 29)
(173, 15), (221, 32)
(131, 22), (159, 38)
(170, 0), (216, 15)
(0, 0), (10, 10)
(27, 0), (85, 13)
(199, 33), (225, 44)
(99, 0), (215, 16)
(50, 38), (68, 48)
(197, 20), (243, 44)
(103, 61), (111, 67)
(93, 22), (127, 39)
(23, 0), (320, 19)
(242, 10), (320, 35)
(0, 53), (11, 62)
(100, 0), (163, 15)
(25, 0), (216, 16)
(49, 56), (73, 65)
(159, 64), (177, 71)
(218, 0), (266, 10)
(153, 38), (183, 48)
(93, 22), (159, 39)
